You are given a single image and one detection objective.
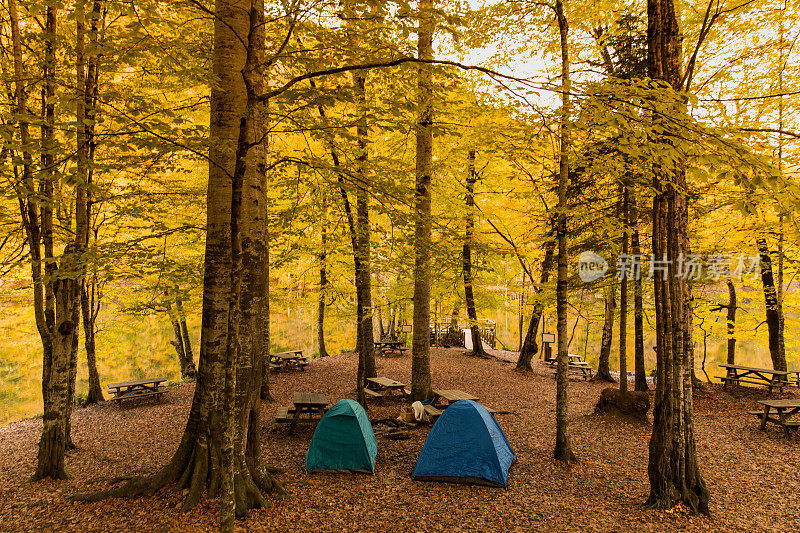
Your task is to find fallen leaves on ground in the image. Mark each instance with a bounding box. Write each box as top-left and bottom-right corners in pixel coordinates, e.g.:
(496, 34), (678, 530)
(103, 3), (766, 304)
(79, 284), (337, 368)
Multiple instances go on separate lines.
(0, 347), (798, 532)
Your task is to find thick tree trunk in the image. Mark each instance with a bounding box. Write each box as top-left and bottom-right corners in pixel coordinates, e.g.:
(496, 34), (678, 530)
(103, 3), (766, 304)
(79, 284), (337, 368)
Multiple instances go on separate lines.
(725, 278), (736, 365)
(553, 0), (577, 464)
(464, 149), (487, 357)
(74, 1), (279, 517)
(29, 1), (84, 478)
(756, 238), (786, 373)
(646, 0), (709, 514)
(594, 283), (617, 382)
(631, 198), (648, 391)
(410, 0), (435, 402)
(516, 240), (555, 371)
(619, 187), (629, 392)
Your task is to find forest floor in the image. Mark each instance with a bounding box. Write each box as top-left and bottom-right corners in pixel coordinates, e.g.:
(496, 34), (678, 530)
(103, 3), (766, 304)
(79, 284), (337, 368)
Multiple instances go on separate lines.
(1, 347), (798, 532)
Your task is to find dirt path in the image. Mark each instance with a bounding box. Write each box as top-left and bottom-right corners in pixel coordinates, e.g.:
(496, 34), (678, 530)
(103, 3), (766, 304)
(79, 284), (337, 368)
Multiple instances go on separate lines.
(0, 348), (797, 532)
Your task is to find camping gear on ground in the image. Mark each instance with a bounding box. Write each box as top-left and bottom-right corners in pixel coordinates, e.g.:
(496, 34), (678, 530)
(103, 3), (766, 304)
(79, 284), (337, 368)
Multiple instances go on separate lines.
(412, 399), (515, 487)
(373, 419), (412, 440)
(305, 399), (377, 473)
(411, 401), (427, 422)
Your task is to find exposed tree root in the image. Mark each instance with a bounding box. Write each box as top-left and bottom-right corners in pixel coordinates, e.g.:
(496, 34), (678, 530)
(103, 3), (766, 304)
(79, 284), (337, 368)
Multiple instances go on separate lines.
(591, 370), (617, 384)
(553, 446), (579, 464)
(71, 434), (284, 518)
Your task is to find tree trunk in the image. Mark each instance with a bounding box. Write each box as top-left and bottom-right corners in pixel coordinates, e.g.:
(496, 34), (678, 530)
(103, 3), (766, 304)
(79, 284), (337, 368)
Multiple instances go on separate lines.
(646, 0), (709, 514)
(756, 237), (786, 373)
(726, 278), (736, 365)
(410, 0), (435, 402)
(167, 294), (192, 379)
(619, 186), (629, 392)
(81, 280), (104, 404)
(353, 70), (376, 406)
(553, 0), (577, 464)
(464, 149), (487, 357)
(776, 222), (785, 366)
(25, 0), (84, 479)
(594, 283), (617, 382)
(311, 86), (360, 362)
(631, 196), (648, 391)
(516, 239), (555, 371)
(317, 195), (329, 358)
(176, 296), (196, 377)
(517, 276), (525, 352)
(79, 0), (105, 407)
(74, 1), (280, 517)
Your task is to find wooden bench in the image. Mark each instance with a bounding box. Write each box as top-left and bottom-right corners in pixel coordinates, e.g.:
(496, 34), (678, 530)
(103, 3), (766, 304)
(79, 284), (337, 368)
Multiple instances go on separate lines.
(753, 399), (800, 437)
(718, 364), (796, 392)
(107, 377), (167, 406)
(423, 404), (443, 421)
(749, 410), (800, 432)
(275, 406), (325, 424)
(364, 388), (384, 399)
(550, 362), (593, 380)
(719, 376), (780, 388)
(111, 390), (163, 403)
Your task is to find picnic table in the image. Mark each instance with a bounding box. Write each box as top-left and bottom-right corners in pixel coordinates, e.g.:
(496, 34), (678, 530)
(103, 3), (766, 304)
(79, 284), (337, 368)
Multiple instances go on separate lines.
(365, 377), (409, 399)
(276, 392), (329, 432)
(432, 389), (479, 407)
(374, 340), (408, 356)
(717, 364), (798, 392)
(268, 350), (309, 372)
(107, 377), (166, 405)
(547, 354), (594, 380)
(750, 399), (800, 437)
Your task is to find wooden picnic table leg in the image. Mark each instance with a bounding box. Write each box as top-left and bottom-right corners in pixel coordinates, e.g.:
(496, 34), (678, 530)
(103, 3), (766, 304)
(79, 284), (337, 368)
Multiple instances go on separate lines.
(760, 405), (771, 431)
(777, 410), (790, 438)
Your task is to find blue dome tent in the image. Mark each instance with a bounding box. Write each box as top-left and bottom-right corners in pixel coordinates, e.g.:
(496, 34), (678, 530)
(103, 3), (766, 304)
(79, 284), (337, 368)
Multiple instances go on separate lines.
(306, 399), (377, 473)
(412, 400), (515, 487)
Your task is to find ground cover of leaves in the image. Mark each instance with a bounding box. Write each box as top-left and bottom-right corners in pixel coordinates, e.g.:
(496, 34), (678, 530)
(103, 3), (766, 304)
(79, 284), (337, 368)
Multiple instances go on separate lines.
(1, 347), (798, 532)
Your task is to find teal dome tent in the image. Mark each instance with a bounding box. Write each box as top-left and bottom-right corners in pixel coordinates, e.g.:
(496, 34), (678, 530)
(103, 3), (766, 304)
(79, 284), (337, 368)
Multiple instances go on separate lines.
(305, 399), (378, 473)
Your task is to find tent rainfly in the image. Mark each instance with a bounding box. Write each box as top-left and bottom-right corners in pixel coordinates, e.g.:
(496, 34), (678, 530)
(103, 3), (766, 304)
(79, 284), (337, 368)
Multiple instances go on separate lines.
(412, 399), (515, 487)
(305, 399), (377, 473)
